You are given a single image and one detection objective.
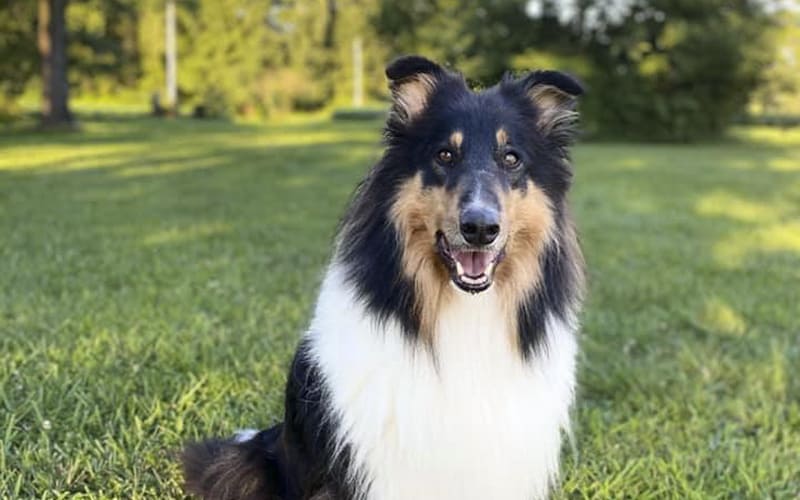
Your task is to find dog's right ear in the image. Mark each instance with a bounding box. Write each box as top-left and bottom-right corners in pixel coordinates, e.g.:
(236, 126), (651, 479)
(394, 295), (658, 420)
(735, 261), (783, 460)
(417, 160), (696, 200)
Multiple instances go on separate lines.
(386, 56), (446, 123)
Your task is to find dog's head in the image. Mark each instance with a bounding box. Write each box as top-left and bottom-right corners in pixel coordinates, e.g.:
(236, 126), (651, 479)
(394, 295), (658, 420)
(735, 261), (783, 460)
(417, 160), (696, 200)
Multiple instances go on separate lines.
(384, 56), (583, 297)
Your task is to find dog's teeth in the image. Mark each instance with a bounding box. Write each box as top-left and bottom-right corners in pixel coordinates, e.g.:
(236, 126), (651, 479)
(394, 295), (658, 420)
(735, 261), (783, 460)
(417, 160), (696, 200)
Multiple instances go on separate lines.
(455, 261), (464, 276)
(461, 275), (488, 285)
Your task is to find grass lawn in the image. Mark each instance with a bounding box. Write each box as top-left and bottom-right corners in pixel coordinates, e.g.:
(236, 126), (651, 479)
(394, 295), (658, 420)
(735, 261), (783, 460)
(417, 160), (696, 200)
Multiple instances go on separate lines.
(1, 116), (799, 499)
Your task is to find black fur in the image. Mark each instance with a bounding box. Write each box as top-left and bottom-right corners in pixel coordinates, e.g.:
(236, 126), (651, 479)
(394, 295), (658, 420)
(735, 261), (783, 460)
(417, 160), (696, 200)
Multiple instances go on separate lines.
(517, 214), (584, 358)
(521, 69), (585, 98)
(385, 55), (444, 81)
(281, 340), (360, 499)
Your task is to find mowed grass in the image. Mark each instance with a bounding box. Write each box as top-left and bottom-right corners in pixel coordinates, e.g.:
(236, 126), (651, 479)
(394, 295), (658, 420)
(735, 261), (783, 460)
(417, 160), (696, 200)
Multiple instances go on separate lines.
(1, 116), (798, 499)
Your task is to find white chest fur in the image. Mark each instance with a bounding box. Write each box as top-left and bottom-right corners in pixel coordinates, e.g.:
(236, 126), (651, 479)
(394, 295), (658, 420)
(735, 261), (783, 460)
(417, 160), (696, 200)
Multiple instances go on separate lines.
(308, 265), (578, 500)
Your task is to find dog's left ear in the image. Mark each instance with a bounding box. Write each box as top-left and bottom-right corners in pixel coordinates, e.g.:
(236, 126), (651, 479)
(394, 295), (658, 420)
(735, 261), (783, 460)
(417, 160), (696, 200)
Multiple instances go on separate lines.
(385, 55), (448, 123)
(518, 71), (584, 143)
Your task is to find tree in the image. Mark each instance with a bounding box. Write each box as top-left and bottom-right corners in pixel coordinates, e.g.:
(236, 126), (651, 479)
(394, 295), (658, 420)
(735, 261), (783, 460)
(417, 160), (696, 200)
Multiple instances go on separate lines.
(165, 0), (177, 112)
(67, 0), (142, 94)
(573, 0), (773, 140)
(751, 8), (800, 116)
(375, 0), (776, 141)
(0, 1), (38, 117)
(38, 0), (73, 127)
(177, 0), (281, 116)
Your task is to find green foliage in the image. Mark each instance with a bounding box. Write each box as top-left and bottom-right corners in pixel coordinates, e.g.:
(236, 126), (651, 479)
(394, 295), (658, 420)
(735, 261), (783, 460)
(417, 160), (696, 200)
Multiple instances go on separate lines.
(175, 0), (281, 116)
(577, 0), (774, 141)
(0, 0), (37, 116)
(327, 0), (388, 105)
(144, 0), (387, 117)
(1, 116), (799, 497)
(751, 9), (800, 115)
(374, 0), (777, 141)
(373, 0), (540, 83)
(65, 0), (141, 95)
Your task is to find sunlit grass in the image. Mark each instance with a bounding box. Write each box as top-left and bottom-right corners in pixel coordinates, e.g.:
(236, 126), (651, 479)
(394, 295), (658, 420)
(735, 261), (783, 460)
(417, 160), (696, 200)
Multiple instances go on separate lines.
(1, 116), (798, 498)
(695, 190), (788, 223)
(694, 298), (748, 337)
(730, 125), (800, 147)
(712, 221), (800, 267)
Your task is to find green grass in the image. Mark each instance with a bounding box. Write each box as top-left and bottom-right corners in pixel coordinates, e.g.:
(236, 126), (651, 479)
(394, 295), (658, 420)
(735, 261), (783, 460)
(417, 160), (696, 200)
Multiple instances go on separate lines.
(1, 116), (799, 499)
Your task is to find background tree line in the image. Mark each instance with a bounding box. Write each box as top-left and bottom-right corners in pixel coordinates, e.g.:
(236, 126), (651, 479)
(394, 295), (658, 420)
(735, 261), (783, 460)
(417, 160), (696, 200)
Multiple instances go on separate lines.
(1, 0), (798, 140)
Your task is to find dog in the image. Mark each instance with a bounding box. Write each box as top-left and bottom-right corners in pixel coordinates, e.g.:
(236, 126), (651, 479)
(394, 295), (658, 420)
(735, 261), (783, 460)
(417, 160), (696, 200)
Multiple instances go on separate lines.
(182, 55), (586, 500)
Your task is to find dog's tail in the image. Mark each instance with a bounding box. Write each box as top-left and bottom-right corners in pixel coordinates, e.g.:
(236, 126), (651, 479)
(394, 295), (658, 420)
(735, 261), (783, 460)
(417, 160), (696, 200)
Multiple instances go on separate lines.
(182, 424), (288, 500)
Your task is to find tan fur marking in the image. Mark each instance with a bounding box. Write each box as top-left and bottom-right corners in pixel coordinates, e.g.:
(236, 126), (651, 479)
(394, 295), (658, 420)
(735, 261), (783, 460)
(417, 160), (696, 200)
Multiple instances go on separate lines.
(450, 130), (463, 150)
(496, 128), (508, 146)
(528, 84), (578, 133)
(392, 74), (437, 121)
(390, 174), (457, 343)
(529, 84), (569, 110)
(495, 181), (557, 348)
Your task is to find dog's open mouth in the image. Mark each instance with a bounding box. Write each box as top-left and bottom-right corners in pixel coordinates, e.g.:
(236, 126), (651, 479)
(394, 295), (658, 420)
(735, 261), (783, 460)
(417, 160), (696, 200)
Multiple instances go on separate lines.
(436, 232), (504, 293)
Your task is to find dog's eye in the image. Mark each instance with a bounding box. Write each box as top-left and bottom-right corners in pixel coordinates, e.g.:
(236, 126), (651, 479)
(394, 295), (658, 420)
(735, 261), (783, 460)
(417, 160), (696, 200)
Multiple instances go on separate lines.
(437, 149), (455, 165)
(502, 152), (520, 168)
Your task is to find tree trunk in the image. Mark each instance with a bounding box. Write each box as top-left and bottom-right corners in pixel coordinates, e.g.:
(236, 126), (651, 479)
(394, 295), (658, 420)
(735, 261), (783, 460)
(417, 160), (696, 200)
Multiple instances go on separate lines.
(164, 0), (177, 113)
(38, 0), (73, 127)
(352, 37), (363, 107)
(323, 0), (337, 49)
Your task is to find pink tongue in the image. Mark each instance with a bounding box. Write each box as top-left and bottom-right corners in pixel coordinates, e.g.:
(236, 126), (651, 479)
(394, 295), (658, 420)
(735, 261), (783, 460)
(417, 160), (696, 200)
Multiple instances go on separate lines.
(455, 251), (492, 277)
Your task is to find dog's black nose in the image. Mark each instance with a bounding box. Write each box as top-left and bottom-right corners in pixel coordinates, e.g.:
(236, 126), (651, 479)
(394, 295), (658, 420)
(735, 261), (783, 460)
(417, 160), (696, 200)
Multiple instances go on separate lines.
(460, 207), (500, 246)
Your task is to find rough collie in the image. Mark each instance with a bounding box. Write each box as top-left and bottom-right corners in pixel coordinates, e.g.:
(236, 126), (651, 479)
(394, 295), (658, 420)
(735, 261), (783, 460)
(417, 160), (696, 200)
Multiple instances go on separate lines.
(182, 55), (585, 500)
